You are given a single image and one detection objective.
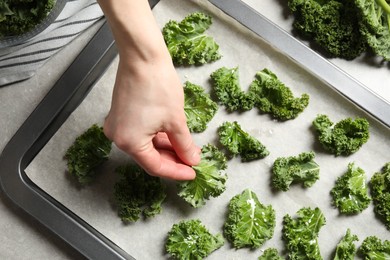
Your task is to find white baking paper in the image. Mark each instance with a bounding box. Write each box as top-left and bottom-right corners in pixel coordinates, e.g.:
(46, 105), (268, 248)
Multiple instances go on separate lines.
(26, 0), (389, 259)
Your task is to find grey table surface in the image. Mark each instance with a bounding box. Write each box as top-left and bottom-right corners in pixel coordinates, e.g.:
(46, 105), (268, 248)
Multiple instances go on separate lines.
(0, 0), (389, 259)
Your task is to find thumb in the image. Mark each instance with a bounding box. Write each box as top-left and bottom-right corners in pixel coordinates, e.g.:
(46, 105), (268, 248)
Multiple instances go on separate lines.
(167, 121), (201, 166)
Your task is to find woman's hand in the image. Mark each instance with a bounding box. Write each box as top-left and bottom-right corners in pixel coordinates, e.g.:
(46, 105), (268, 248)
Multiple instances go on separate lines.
(97, 0), (200, 180)
(103, 57), (201, 180)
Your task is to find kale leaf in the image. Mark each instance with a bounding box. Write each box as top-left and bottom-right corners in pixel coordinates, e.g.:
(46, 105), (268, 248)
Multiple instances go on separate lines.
(166, 219), (224, 260)
(218, 121), (270, 162)
(287, 0), (367, 60)
(333, 228), (359, 260)
(359, 236), (390, 259)
(312, 114), (370, 156)
(0, 0), (55, 37)
(249, 68), (309, 120)
(177, 144), (228, 208)
(258, 248), (285, 260)
(210, 66), (256, 112)
(113, 164), (167, 223)
(282, 207), (326, 260)
(65, 124), (112, 185)
(224, 189), (276, 249)
(330, 162), (371, 214)
(183, 81), (218, 133)
(370, 162), (390, 230)
(272, 151), (320, 191)
(354, 0), (390, 61)
(162, 12), (221, 65)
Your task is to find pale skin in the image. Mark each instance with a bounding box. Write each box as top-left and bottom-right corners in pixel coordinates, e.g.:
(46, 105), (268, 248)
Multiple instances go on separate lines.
(97, 0), (201, 180)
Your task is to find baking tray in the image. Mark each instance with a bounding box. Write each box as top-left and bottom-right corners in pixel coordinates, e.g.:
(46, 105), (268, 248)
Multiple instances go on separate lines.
(0, 0), (389, 259)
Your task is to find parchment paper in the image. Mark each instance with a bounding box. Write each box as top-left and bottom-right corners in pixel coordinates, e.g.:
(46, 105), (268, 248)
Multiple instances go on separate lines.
(26, 0), (390, 259)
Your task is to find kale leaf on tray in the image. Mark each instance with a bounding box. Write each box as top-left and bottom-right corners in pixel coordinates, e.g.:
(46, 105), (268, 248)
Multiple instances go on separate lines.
(218, 121), (269, 162)
(113, 164), (167, 223)
(248, 68), (310, 120)
(333, 228), (359, 260)
(177, 144), (228, 208)
(224, 189), (276, 249)
(312, 114), (370, 156)
(330, 162), (371, 215)
(258, 248), (285, 260)
(272, 151), (320, 191)
(162, 12), (221, 65)
(65, 124), (112, 185)
(282, 207), (326, 260)
(183, 81), (218, 133)
(210, 66), (256, 112)
(165, 219), (224, 260)
(370, 162), (390, 230)
(359, 236), (390, 259)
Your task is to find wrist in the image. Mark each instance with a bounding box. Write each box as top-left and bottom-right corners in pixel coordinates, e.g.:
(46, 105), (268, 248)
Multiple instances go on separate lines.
(98, 0), (169, 63)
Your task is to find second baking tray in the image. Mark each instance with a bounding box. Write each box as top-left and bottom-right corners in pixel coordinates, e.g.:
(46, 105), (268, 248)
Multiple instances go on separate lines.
(1, 0), (389, 259)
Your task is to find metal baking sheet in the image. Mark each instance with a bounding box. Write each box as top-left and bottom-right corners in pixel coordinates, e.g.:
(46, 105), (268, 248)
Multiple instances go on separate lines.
(1, 0), (389, 259)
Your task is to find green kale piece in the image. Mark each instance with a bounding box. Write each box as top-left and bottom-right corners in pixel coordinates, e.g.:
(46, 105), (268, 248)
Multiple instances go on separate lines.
(162, 12), (221, 65)
(248, 68), (309, 120)
(312, 114), (370, 156)
(0, 0), (55, 37)
(287, 0), (367, 60)
(210, 66), (256, 112)
(183, 81), (218, 133)
(272, 151), (320, 191)
(354, 0), (390, 61)
(224, 189), (276, 249)
(177, 144), (228, 208)
(166, 219), (224, 260)
(218, 121), (269, 162)
(258, 248), (285, 260)
(333, 229), (359, 260)
(282, 207), (326, 260)
(330, 162), (371, 214)
(65, 124), (112, 185)
(359, 236), (390, 259)
(113, 164), (166, 223)
(370, 162), (390, 230)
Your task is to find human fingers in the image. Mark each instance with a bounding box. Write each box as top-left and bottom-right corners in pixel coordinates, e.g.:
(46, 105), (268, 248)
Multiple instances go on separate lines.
(152, 132), (173, 151)
(131, 143), (196, 180)
(166, 119), (201, 167)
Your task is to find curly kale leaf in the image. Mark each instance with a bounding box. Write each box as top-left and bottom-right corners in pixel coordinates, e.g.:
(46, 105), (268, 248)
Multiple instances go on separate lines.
(218, 121), (269, 162)
(210, 66), (256, 112)
(330, 162), (371, 214)
(65, 124), (112, 185)
(258, 248), (285, 260)
(183, 81), (218, 133)
(0, 0), (55, 37)
(272, 151), (320, 191)
(287, 0), (367, 60)
(162, 12), (221, 65)
(359, 236), (390, 259)
(313, 114), (370, 156)
(113, 164), (167, 223)
(166, 219), (224, 260)
(333, 229), (359, 260)
(282, 207), (326, 260)
(224, 189), (276, 249)
(354, 0), (390, 61)
(370, 162), (390, 230)
(249, 68), (309, 120)
(177, 144), (227, 208)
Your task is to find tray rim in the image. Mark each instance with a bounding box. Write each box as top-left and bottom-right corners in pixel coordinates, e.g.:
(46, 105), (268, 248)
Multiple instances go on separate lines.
(0, 0), (389, 259)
